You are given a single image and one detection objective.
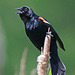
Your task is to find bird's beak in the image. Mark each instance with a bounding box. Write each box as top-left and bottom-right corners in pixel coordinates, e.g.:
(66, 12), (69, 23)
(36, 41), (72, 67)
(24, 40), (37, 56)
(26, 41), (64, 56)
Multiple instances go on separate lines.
(16, 11), (23, 14)
(16, 8), (23, 14)
(16, 8), (22, 10)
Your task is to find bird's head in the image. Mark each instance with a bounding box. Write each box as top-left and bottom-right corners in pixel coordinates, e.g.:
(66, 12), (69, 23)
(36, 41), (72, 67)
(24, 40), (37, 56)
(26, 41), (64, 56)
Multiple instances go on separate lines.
(16, 6), (34, 22)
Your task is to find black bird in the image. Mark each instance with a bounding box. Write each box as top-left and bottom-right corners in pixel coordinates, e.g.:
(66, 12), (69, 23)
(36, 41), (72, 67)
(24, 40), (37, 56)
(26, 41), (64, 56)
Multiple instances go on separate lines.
(16, 6), (66, 75)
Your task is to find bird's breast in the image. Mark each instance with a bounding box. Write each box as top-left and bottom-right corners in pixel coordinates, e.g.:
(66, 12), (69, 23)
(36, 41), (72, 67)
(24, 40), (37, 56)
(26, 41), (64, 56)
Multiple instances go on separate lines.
(25, 20), (48, 50)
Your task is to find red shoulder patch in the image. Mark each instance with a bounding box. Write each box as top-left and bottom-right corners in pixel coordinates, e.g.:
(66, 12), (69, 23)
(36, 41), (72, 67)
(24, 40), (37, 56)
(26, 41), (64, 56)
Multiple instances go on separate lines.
(38, 17), (49, 24)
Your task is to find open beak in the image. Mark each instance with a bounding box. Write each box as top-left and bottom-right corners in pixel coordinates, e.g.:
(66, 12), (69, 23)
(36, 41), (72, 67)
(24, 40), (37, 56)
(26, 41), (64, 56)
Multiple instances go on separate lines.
(16, 8), (22, 10)
(16, 8), (23, 14)
(16, 11), (23, 14)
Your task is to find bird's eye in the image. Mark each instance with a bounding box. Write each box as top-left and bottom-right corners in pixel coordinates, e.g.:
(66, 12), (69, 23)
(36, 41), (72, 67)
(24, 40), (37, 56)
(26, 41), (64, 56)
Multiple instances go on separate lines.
(25, 8), (29, 11)
(22, 7), (29, 12)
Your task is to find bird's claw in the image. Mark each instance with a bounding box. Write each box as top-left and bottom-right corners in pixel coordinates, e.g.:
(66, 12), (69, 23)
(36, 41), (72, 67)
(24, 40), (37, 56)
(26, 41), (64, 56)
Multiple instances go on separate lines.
(46, 31), (53, 37)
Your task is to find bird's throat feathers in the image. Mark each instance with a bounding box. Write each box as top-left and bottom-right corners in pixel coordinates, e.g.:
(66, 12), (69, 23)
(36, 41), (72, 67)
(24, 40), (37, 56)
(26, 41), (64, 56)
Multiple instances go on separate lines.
(25, 16), (38, 30)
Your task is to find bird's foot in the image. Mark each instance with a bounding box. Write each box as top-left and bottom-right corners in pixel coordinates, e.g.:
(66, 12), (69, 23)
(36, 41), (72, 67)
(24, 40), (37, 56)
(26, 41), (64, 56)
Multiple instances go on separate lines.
(46, 31), (53, 37)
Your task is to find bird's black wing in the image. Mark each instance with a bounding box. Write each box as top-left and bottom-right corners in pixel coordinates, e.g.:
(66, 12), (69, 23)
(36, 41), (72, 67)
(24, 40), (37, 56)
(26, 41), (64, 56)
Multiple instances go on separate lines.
(43, 22), (65, 51)
(38, 16), (65, 51)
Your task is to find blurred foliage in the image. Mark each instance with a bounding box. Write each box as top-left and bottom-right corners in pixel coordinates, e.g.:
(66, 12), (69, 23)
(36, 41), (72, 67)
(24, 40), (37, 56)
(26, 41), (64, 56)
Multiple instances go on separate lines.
(49, 69), (52, 75)
(0, 0), (75, 75)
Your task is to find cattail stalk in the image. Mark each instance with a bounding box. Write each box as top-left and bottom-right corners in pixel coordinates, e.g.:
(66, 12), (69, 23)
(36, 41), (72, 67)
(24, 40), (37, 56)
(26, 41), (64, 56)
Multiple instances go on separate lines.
(37, 28), (51, 75)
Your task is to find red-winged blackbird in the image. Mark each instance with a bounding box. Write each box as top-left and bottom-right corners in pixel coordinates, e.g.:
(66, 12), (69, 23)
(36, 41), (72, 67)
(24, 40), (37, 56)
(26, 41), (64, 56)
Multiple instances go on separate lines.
(16, 6), (66, 75)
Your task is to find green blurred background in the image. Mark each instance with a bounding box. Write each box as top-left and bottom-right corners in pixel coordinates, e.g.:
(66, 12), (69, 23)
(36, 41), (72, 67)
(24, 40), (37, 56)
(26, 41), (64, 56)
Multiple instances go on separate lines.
(0, 0), (75, 75)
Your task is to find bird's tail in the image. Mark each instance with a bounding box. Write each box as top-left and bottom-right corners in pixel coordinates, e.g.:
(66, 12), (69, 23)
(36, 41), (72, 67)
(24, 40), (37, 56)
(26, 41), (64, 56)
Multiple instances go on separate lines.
(50, 56), (66, 75)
